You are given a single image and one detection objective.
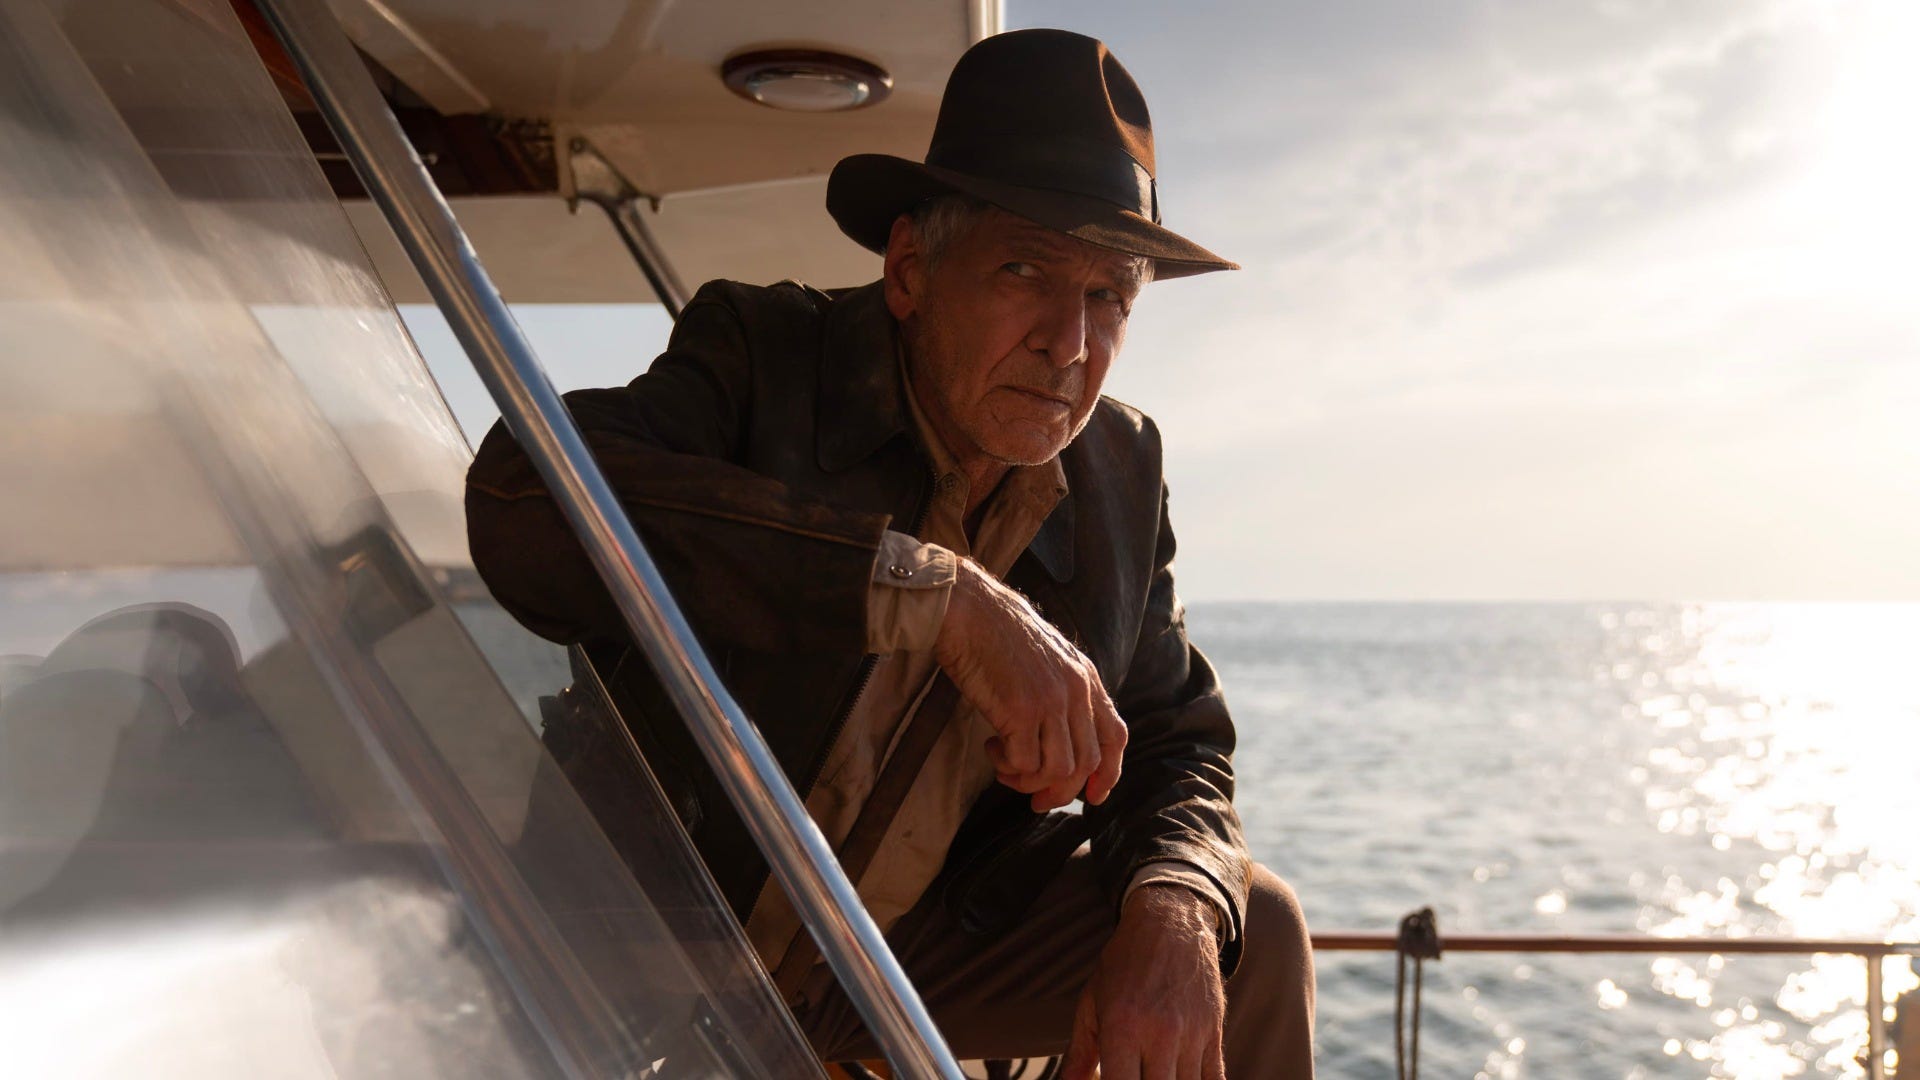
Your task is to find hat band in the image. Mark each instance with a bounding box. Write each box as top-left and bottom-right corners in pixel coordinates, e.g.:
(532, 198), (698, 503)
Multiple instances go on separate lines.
(925, 137), (1160, 224)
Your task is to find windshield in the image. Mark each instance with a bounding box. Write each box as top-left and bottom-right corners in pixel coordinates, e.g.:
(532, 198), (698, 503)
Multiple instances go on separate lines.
(0, 0), (820, 1075)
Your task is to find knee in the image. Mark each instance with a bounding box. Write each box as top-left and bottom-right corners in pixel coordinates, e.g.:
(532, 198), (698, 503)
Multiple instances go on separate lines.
(1239, 863), (1314, 990)
(1224, 864), (1317, 1072)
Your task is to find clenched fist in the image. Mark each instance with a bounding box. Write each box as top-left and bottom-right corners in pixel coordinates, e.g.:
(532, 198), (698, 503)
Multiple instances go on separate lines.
(934, 557), (1127, 811)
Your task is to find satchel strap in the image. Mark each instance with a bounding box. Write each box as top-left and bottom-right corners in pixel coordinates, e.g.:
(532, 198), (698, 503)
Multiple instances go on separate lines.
(771, 675), (964, 998)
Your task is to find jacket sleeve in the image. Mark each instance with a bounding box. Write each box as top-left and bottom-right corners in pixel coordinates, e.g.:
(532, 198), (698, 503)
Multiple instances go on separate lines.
(1083, 479), (1254, 975)
(464, 284), (890, 656)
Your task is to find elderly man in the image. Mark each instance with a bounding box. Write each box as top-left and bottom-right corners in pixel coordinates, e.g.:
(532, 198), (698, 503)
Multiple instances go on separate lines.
(467, 28), (1314, 1079)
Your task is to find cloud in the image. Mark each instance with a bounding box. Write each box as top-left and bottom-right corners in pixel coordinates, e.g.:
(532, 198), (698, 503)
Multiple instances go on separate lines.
(1030, 1), (1845, 303)
(1246, 9), (1831, 281)
(1009, 1), (1920, 600)
(409, 1), (1917, 602)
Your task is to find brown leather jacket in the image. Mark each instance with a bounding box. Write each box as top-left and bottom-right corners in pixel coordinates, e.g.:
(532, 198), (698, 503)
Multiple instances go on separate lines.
(465, 278), (1253, 973)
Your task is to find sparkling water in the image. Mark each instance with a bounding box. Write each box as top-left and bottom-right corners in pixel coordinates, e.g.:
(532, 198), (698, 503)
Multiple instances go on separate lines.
(1201, 602), (1920, 1079)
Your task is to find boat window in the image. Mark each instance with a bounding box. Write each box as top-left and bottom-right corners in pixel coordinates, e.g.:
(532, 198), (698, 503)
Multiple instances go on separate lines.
(0, 0), (820, 1075)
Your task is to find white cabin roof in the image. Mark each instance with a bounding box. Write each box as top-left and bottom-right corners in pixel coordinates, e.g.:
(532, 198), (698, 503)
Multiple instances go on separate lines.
(333, 0), (998, 302)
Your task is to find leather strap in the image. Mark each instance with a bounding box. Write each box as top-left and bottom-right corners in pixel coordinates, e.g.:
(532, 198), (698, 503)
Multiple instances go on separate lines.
(772, 674), (966, 1000)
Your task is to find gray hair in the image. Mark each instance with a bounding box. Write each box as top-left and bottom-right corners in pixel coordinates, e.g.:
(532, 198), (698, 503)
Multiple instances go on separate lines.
(900, 194), (1155, 287)
(905, 194), (994, 266)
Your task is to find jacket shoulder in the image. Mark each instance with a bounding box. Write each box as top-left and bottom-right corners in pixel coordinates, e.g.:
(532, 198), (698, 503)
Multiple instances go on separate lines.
(1079, 395), (1165, 471)
(682, 278), (834, 328)
(1060, 397), (1168, 557)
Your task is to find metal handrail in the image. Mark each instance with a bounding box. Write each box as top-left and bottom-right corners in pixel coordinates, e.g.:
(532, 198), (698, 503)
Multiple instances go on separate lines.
(251, 2), (963, 1077)
(1315, 931), (1920, 955)
(1313, 930), (1917, 1079)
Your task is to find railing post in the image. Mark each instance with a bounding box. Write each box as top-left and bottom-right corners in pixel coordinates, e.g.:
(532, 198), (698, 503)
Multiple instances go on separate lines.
(1868, 954), (1887, 1080)
(567, 139), (691, 318)
(249, 1), (965, 1076)
(1314, 932), (1919, 1078)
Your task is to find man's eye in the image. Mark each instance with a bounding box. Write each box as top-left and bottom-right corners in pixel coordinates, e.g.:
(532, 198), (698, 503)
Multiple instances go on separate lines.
(1091, 288), (1123, 304)
(1002, 262), (1039, 278)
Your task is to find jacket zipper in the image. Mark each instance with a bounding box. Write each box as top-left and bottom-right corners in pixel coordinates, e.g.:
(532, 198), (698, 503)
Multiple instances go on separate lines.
(748, 466), (941, 935)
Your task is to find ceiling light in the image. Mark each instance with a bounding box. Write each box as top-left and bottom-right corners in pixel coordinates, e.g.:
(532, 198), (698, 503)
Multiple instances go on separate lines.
(721, 49), (892, 112)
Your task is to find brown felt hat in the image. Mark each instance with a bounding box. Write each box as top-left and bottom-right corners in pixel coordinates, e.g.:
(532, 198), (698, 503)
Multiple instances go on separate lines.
(827, 29), (1237, 281)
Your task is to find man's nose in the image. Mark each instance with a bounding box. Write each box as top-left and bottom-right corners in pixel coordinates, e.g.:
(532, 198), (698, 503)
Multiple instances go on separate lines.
(1026, 296), (1089, 369)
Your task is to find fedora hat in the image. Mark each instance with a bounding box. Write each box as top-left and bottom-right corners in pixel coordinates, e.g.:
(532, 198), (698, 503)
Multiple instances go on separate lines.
(827, 29), (1237, 280)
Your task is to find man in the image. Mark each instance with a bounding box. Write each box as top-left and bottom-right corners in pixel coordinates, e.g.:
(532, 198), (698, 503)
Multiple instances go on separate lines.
(467, 28), (1314, 1078)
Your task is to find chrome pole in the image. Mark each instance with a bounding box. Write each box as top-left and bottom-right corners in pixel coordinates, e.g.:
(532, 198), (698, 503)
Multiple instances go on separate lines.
(568, 139), (691, 318)
(251, 2), (963, 1077)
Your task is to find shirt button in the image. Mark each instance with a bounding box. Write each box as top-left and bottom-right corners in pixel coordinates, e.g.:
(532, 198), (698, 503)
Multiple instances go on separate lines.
(888, 564), (913, 579)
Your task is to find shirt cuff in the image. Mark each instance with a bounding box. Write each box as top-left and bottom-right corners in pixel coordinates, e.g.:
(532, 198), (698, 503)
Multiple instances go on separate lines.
(865, 531), (957, 655)
(1124, 861), (1233, 944)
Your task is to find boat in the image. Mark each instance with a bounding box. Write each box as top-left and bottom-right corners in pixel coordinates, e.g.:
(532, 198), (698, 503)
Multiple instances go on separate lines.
(0, 0), (988, 1075)
(1, 1), (1912, 1078)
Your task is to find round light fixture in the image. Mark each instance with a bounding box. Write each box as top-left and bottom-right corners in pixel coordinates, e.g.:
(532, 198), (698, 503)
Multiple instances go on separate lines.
(721, 49), (892, 112)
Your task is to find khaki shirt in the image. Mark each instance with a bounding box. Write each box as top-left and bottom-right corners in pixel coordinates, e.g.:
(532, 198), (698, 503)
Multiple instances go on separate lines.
(745, 362), (1067, 975)
(744, 361), (1229, 978)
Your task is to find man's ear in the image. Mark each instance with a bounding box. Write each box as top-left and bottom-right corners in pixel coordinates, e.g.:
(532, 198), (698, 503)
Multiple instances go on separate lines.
(881, 213), (921, 321)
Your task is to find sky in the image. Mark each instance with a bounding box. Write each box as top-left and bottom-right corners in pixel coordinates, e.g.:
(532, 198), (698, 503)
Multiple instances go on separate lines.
(409, 0), (1920, 603)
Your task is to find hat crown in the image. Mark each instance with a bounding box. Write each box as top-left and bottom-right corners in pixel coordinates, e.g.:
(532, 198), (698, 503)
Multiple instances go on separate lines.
(927, 29), (1156, 182)
(822, 28), (1236, 277)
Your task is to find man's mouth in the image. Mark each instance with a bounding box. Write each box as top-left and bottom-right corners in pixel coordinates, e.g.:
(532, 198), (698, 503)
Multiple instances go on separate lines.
(1006, 386), (1074, 408)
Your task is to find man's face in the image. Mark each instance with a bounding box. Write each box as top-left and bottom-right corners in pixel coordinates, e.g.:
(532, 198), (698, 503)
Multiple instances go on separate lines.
(885, 207), (1147, 467)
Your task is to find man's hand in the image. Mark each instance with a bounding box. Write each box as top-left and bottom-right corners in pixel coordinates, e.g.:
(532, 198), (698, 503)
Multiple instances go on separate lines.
(1063, 886), (1227, 1080)
(934, 558), (1127, 811)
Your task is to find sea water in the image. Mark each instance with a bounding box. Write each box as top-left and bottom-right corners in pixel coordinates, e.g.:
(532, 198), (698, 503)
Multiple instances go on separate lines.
(1199, 602), (1920, 1079)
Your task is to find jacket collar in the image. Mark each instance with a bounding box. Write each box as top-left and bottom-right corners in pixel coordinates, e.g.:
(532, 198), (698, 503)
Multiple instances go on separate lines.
(817, 281), (910, 472)
(815, 279), (1077, 583)
(1027, 483), (1075, 583)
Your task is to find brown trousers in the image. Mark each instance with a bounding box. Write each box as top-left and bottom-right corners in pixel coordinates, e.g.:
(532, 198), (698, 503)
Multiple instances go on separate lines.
(794, 857), (1316, 1077)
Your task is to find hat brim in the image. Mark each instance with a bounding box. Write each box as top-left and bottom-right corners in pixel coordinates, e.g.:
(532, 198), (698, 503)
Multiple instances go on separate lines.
(827, 154), (1238, 281)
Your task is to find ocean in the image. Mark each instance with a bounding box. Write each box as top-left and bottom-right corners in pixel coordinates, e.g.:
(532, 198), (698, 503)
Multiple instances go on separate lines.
(1195, 602), (1920, 1079)
(7, 581), (1914, 1077)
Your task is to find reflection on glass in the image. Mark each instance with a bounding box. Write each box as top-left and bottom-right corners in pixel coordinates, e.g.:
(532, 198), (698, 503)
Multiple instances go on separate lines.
(0, 0), (817, 1075)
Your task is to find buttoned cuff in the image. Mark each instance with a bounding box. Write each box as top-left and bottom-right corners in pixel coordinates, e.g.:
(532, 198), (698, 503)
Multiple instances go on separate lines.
(1124, 861), (1233, 945)
(865, 531), (957, 654)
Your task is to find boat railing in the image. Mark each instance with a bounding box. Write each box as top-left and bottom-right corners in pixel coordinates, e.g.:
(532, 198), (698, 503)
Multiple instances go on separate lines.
(251, 0), (964, 1076)
(1312, 929), (1920, 1079)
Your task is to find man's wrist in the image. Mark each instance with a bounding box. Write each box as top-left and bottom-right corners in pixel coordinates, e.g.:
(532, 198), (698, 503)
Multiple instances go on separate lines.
(1123, 882), (1223, 952)
(1124, 862), (1232, 942)
(933, 557), (991, 658)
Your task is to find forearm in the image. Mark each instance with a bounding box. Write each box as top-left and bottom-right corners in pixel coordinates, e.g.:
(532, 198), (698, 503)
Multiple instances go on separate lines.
(1087, 723), (1248, 943)
(465, 281), (927, 656)
(466, 413), (892, 655)
(1086, 482), (1252, 970)
(1121, 876), (1225, 958)
(1126, 860), (1231, 938)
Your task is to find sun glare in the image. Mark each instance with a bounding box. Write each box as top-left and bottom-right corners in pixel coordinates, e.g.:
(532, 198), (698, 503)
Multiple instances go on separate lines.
(1792, 0), (1920, 282)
